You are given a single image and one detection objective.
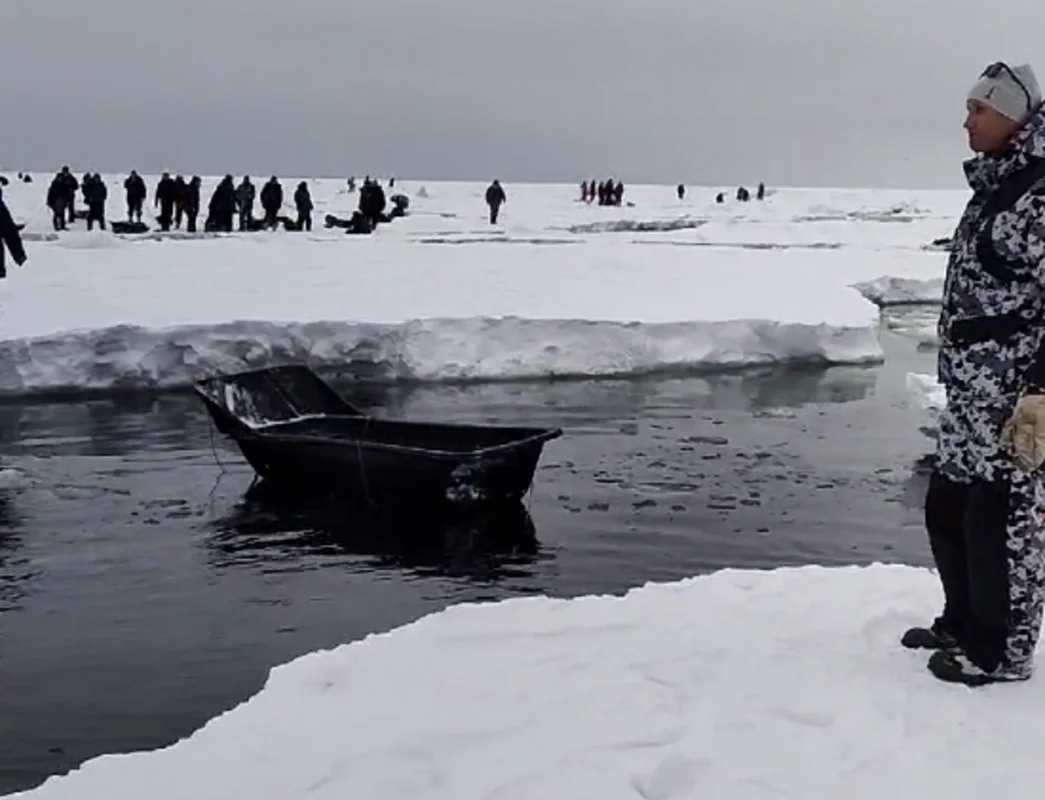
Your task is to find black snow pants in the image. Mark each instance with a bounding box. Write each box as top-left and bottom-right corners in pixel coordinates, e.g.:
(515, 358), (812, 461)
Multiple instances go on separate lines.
(86, 203), (106, 231)
(926, 469), (1045, 673)
(158, 201), (174, 232)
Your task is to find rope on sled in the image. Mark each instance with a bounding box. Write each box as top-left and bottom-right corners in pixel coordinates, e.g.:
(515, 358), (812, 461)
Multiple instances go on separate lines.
(207, 415), (228, 474)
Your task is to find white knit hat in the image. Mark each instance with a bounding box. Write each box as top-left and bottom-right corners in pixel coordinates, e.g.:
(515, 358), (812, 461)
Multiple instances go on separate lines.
(968, 63), (1042, 122)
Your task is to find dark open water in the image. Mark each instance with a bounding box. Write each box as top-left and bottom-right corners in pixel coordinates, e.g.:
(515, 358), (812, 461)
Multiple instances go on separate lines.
(0, 328), (937, 796)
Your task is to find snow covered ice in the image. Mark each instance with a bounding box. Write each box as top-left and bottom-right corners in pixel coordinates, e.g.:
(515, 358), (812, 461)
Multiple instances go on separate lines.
(851, 275), (944, 307)
(0, 175), (962, 397)
(14, 564), (1045, 800)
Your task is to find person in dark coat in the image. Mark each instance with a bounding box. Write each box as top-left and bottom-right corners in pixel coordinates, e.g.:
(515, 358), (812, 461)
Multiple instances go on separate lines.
(58, 167), (78, 224)
(80, 172), (92, 207)
(206, 175), (237, 232)
(172, 175), (187, 229)
(84, 173), (108, 231)
(0, 188), (27, 279)
(293, 182), (313, 232)
(259, 176), (283, 229)
(124, 170), (146, 222)
(46, 174), (69, 231)
(154, 172), (176, 231)
(677, 183), (685, 200)
(358, 178), (386, 227)
(236, 176), (255, 231)
(485, 179), (506, 224)
(183, 176), (201, 233)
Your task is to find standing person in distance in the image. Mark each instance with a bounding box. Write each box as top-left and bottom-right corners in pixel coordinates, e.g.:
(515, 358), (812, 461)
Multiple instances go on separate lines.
(904, 61), (1045, 686)
(485, 179), (505, 225)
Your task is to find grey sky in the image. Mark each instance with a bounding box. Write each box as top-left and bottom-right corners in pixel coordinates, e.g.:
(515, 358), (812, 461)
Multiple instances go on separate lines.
(1, 0), (1041, 187)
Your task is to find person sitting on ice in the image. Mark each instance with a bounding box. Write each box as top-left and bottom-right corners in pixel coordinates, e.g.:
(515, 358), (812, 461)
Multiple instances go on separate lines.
(902, 61), (1045, 686)
(0, 187), (28, 279)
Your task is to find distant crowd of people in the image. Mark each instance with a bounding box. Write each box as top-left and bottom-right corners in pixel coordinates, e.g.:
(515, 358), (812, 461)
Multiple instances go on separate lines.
(715, 182), (767, 203)
(0, 167), (772, 274)
(580, 179), (626, 206)
(43, 167), (321, 234)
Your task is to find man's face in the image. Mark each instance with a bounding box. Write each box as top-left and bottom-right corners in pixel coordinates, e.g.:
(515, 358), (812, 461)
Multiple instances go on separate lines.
(964, 100), (1019, 154)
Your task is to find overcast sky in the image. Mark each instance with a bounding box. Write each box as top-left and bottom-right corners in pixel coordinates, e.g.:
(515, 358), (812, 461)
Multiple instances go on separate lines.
(1, 0), (1041, 187)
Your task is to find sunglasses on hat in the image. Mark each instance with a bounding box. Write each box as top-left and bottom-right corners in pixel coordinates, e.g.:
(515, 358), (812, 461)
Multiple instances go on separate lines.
(982, 61), (1035, 113)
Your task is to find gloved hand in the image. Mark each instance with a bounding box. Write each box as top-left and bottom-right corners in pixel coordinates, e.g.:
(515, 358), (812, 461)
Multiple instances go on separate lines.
(1002, 394), (1045, 471)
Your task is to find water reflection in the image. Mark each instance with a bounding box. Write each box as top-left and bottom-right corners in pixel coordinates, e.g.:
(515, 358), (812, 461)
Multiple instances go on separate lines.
(0, 366), (880, 462)
(897, 454), (934, 512)
(0, 493), (33, 612)
(207, 482), (546, 582)
(334, 365), (880, 424)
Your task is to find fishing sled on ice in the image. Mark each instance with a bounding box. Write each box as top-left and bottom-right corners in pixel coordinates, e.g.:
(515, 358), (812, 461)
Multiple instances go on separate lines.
(193, 365), (562, 509)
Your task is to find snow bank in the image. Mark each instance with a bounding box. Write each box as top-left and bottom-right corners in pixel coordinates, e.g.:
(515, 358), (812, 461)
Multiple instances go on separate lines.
(16, 564), (1045, 800)
(852, 276), (944, 307)
(0, 316), (880, 396)
(0, 240), (881, 398)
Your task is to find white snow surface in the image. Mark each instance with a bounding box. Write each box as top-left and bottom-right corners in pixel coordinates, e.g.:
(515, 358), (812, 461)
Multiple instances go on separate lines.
(0, 176), (962, 396)
(14, 563), (1045, 800)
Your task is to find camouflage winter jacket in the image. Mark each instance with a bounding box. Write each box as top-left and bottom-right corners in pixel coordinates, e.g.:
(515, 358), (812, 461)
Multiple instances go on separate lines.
(938, 106), (1045, 401)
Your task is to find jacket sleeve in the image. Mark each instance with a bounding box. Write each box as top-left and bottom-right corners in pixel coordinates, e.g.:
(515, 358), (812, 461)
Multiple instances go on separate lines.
(0, 200), (26, 266)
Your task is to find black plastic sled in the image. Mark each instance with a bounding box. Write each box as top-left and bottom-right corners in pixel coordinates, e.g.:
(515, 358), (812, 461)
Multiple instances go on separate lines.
(111, 221), (150, 235)
(193, 365), (562, 509)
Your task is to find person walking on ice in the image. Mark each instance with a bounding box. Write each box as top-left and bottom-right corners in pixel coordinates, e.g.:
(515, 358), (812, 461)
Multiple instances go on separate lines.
(903, 61), (1045, 685)
(485, 179), (505, 224)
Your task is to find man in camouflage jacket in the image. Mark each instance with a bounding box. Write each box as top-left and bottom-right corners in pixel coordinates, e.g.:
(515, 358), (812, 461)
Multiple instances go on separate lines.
(903, 62), (1045, 685)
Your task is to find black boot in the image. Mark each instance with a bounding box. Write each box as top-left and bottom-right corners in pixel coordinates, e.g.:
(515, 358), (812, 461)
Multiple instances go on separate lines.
(901, 620), (957, 650)
(927, 649), (1029, 686)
